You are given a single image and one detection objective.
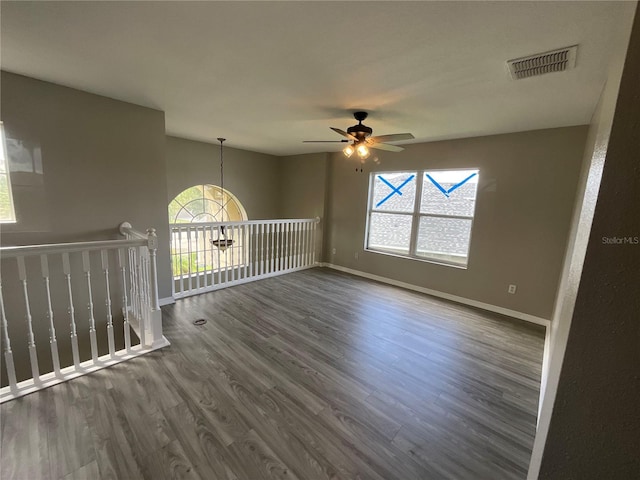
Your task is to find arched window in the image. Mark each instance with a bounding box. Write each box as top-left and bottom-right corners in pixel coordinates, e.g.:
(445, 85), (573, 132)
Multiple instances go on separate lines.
(168, 184), (247, 224)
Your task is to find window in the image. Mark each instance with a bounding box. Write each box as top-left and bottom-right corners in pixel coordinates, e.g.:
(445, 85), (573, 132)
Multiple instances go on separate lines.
(0, 122), (16, 223)
(366, 169), (479, 267)
(168, 184), (246, 224)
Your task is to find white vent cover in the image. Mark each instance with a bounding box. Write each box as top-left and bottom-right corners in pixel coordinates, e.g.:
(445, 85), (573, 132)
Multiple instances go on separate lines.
(507, 45), (578, 80)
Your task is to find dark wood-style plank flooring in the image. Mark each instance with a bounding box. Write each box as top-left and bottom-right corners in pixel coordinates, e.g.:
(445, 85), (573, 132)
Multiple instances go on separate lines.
(1, 268), (544, 479)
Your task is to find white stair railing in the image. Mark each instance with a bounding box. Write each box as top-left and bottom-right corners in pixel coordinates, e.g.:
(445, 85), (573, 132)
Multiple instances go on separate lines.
(0, 222), (169, 403)
(170, 217), (320, 299)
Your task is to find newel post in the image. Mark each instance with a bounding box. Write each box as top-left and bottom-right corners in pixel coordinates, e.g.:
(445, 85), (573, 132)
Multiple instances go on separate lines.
(146, 228), (162, 346)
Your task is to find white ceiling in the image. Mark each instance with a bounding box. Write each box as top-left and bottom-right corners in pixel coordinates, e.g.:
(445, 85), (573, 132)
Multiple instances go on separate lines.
(0, 1), (635, 156)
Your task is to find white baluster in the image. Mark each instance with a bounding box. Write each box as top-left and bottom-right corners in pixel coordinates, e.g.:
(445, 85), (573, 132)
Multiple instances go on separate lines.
(144, 246), (152, 336)
(300, 222), (307, 267)
(271, 222), (276, 272)
(146, 228), (162, 346)
(306, 221), (312, 266)
(304, 221), (308, 266)
(118, 248), (132, 352)
(295, 222), (300, 268)
(300, 222), (305, 267)
(263, 224), (268, 275)
(208, 226), (213, 286)
(213, 226), (219, 284)
(230, 225), (235, 282)
(171, 228), (177, 298)
(281, 223), (287, 271)
(267, 223), (275, 273)
(312, 220), (317, 264)
(187, 228), (193, 293)
(249, 223), (258, 277)
(260, 223), (265, 276)
(280, 222), (285, 271)
(282, 222), (287, 270)
(274, 222), (279, 272)
(202, 226), (209, 288)
(290, 222), (295, 269)
(40, 255), (61, 376)
(252, 223), (256, 276)
(62, 253), (81, 368)
(210, 225), (216, 285)
(303, 222), (307, 267)
(128, 247), (138, 320)
(176, 227), (184, 293)
(195, 226), (200, 290)
(286, 222), (291, 270)
(291, 222), (296, 269)
(101, 250), (115, 359)
(272, 223), (277, 272)
(17, 256), (40, 384)
(272, 224), (276, 272)
(82, 251), (99, 363)
(0, 278), (18, 393)
(221, 225), (228, 284)
(135, 246), (147, 347)
(243, 225), (249, 279)
(300, 222), (306, 267)
(140, 246), (150, 346)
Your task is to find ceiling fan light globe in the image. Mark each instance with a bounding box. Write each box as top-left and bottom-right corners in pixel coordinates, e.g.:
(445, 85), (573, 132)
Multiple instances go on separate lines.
(356, 144), (370, 159)
(343, 145), (355, 157)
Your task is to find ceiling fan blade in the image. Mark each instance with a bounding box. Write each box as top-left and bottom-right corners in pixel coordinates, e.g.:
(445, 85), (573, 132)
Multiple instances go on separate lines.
(368, 133), (415, 143)
(303, 140), (348, 143)
(330, 127), (357, 141)
(369, 142), (404, 152)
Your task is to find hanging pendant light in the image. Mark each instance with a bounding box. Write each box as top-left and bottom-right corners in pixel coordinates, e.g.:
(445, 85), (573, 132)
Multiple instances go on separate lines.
(211, 137), (234, 251)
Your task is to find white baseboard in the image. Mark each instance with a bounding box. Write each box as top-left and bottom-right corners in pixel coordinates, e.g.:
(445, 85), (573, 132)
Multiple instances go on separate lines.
(159, 296), (176, 307)
(321, 263), (550, 328)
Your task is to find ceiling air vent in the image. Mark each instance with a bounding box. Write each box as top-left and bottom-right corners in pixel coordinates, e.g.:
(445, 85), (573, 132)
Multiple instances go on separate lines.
(507, 45), (578, 80)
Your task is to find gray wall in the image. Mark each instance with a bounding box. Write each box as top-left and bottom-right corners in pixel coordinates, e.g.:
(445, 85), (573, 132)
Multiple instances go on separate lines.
(324, 127), (588, 320)
(0, 71), (172, 297)
(166, 135), (280, 220)
(538, 5), (640, 476)
(278, 152), (329, 259)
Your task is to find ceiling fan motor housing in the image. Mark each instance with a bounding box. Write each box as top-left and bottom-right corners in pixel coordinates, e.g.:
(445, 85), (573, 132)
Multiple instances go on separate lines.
(347, 123), (373, 139)
(347, 111), (373, 140)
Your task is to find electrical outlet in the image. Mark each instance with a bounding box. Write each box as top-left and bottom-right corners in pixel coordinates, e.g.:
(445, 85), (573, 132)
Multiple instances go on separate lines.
(332, 248), (336, 255)
(354, 252), (359, 260)
(508, 284), (517, 294)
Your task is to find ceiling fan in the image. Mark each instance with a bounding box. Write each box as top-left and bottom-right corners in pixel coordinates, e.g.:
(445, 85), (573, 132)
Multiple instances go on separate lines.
(303, 111), (414, 160)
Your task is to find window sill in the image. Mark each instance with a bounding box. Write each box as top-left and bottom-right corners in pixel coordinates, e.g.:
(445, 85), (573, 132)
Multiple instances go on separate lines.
(364, 248), (469, 270)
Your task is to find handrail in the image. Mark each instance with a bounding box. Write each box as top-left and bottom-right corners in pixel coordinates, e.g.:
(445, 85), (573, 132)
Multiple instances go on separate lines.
(169, 217), (320, 229)
(119, 221), (148, 240)
(0, 237), (146, 258)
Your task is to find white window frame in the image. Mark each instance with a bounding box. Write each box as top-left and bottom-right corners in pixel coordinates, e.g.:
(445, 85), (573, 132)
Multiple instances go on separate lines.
(365, 168), (479, 268)
(0, 122), (17, 224)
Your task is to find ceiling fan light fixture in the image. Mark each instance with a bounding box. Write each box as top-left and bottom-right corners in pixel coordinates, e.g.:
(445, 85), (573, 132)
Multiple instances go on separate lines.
(356, 143), (370, 159)
(343, 144), (355, 157)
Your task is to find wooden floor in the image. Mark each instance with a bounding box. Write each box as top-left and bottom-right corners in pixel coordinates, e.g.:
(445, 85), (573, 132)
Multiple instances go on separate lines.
(1, 268), (545, 480)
